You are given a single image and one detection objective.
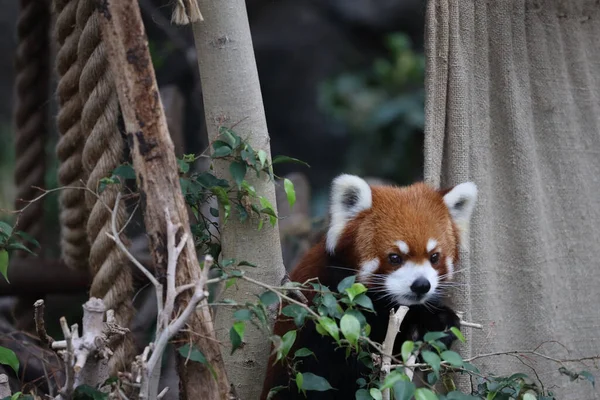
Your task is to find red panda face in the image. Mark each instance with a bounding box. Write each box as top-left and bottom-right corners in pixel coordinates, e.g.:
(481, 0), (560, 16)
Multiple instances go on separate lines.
(326, 175), (477, 306)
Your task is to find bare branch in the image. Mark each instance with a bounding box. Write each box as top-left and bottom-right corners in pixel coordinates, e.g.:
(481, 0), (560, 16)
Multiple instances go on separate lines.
(380, 306), (409, 400)
(34, 299), (54, 347)
(58, 317), (74, 399)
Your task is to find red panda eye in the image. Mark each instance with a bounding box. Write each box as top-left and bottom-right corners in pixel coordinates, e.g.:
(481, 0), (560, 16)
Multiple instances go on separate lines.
(388, 254), (403, 264)
(430, 252), (440, 264)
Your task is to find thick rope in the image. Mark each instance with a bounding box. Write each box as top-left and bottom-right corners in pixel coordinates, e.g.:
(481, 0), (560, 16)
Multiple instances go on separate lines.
(12, 0), (51, 333)
(14, 0), (50, 247)
(76, 0), (134, 374)
(54, 0), (90, 270)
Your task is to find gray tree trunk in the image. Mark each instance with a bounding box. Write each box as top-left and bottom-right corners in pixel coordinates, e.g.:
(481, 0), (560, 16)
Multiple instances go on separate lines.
(191, 1), (286, 397)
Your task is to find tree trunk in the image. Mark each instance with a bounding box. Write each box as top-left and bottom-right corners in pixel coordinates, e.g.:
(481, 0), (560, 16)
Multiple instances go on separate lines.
(98, 2), (230, 399)
(191, 1), (286, 397)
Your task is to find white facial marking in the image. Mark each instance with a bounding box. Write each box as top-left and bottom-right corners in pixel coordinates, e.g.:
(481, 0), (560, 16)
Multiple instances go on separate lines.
(396, 241), (410, 254)
(426, 238), (438, 253)
(446, 257), (454, 280)
(384, 261), (439, 306)
(357, 258), (380, 282)
(326, 175), (372, 254)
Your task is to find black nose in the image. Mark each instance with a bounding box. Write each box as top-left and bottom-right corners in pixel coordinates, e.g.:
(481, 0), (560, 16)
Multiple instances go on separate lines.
(410, 278), (431, 295)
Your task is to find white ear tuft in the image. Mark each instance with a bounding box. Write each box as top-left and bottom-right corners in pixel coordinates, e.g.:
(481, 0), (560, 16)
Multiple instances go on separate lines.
(443, 182), (478, 244)
(326, 174), (372, 254)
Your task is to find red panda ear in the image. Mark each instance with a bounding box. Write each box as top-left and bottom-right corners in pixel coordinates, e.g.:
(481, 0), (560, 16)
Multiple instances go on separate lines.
(441, 182), (478, 245)
(326, 174), (372, 254)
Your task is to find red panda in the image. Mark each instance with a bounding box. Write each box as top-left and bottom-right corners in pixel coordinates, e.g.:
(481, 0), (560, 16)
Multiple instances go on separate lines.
(260, 175), (478, 399)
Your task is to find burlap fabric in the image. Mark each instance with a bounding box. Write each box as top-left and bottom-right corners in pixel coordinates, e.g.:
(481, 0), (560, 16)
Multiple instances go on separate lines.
(424, 1), (600, 398)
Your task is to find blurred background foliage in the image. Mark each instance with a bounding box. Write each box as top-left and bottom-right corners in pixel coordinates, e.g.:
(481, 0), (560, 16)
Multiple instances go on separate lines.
(319, 33), (425, 185)
(0, 0), (427, 236)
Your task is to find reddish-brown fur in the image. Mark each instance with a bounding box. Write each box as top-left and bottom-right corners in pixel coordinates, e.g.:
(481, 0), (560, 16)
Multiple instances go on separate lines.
(260, 182), (463, 399)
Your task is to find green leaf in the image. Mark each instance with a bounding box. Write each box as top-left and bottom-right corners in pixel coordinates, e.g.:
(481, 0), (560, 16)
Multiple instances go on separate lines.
(0, 221), (13, 237)
(272, 155), (310, 167)
(0, 346), (19, 375)
(294, 348), (314, 359)
(421, 350), (441, 376)
(266, 386), (287, 400)
(258, 150), (268, 168)
(426, 372), (438, 385)
(381, 370), (407, 390)
(450, 327), (466, 343)
(441, 351), (463, 367)
(522, 394), (536, 400)
(297, 372), (334, 392)
(259, 196), (277, 226)
(461, 362), (480, 374)
(210, 186), (231, 221)
(392, 379), (416, 400)
(212, 143), (232, 158)
(229, 161), (247, 188)
(0, 250), (8, 283)
(6, 242), (36, 256)
(196, 172), (229, 188)
(345, 283), (368, 301)
(218, 127), (241, 149)
(177, 158), (190, 174)
(73, 384), (109, 400)
(282, 304), (309, 327)
(277, 330), (296, 360)
(112, 164), (136, 180)
(237, 260), (258, 268)
(446, 392), (480, 400)
(229, 322), (244, 354)
(317, 317), (340, 342)
(13, 231), (40, 248)
(340, 314), (361, 346)
(177, 344), (217, 380)
(355, 389), (373, 400)
(337, 275), (355, 293)
(369, 388), (382, 400)
(353, 294), (374, 311)
(580, 370), (595, 387)
(259, 290), (279, 307)
(241, 149), (257, 169)
(233, 321), (245, 340)
(424, 331), (448, 343)
(283, 178), (296, 210)
(414, 388), (438, 400)
(295, 372), (304, 393)
(233, 309), (252, 321)
(401, 340), (414, 363)
(320, 292), (342, 318)
(225, 278), (236, 289)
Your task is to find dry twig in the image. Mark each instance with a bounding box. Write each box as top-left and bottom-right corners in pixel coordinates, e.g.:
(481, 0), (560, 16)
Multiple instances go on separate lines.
(34, 299), (54, 348)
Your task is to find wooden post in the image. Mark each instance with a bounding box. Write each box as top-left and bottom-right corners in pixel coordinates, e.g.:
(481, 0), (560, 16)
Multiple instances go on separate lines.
(98, 1), (230, 398)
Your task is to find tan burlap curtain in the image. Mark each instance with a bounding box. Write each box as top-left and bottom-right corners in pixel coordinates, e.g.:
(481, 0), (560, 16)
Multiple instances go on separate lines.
(424, 1), (600, 398)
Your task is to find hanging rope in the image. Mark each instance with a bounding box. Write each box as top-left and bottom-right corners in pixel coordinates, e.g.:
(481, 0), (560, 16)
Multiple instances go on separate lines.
(76, 0), (134, 374)
(12, 0), (51, 332)
(14, 0), (50, 247)
(54, 0), (90, 271)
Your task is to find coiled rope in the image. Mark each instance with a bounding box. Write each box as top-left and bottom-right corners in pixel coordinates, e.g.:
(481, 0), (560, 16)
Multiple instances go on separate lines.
(54, 0), (90, 270)
(76, 0), (134, 374)
(12, 0), (51, 332)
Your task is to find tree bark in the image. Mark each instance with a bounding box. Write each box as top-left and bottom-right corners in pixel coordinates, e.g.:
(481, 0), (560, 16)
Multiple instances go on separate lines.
(191, 1), (286, 398)
(98, 2), (230, 399)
